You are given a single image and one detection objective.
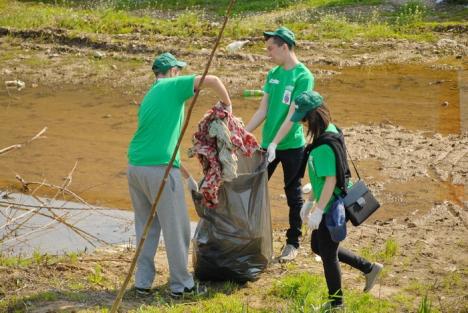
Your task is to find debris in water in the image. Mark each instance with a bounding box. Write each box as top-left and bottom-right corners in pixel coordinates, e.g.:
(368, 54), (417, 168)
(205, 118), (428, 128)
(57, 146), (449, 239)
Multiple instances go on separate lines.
(5, 80), (25, 91)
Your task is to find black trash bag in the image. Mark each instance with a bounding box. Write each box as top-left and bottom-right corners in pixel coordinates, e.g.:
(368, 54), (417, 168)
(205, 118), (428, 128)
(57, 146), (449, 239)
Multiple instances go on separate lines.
(191, 151), (272, 283)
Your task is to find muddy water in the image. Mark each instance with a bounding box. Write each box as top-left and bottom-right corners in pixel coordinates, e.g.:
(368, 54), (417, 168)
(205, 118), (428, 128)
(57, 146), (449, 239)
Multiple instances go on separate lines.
(0, 64), (464, 226)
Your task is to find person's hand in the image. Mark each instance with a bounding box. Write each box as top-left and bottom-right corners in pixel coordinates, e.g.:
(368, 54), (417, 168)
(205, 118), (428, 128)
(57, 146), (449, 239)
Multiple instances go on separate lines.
(267, 143), (277, 163)
(308, 207), (323, 230)
(300, 200), (314, 222)
(219, 101), (232, 113)
(187, 176), (199, 192)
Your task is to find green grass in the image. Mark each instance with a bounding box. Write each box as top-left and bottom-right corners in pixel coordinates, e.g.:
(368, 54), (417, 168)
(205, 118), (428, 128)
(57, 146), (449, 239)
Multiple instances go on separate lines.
(272, 272), (397, 312)
(17, 0), (304, 15)
(88, 264), (105, 286)
(132, 294), (267, 313)
(359, 237), (399, 264)
(17, 0), (387, 14)
(1, 0), (465, 43)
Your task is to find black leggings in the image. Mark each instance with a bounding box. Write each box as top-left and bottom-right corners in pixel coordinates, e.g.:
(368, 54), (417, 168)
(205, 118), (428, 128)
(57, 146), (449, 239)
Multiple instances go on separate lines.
(311, 217), (373, 305)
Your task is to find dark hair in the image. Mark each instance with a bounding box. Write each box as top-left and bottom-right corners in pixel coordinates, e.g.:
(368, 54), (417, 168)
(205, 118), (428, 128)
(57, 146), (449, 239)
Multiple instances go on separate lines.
(266, 35), (293, 50)
(302, 104), (332, 140)
(152, 67), (172, 76)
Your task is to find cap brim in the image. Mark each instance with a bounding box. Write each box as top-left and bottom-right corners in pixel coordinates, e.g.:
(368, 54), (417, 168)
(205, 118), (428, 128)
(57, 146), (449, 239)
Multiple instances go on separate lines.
(263, 31), (295, 46)
(175, 60), (186, 68)
(263, 31), (275, 39)
(290, 111), (306, 122)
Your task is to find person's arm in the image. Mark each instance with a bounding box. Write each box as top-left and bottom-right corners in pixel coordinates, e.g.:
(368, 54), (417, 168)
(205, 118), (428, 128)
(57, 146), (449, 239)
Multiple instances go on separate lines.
(180, 164), (198, 192)
(270, 101), (296, 146)
(179, 164), (190, 179)
(316, 176), (336, 211)
(194, 75), (231, 108)
(245, 93), (269, 133)
(308, 176), (336, 229)
(265, 101), (296, 162)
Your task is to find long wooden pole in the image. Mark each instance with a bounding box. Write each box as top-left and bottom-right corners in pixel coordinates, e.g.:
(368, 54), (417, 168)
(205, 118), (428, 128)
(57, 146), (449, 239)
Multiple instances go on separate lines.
(109, 1), (237, 311)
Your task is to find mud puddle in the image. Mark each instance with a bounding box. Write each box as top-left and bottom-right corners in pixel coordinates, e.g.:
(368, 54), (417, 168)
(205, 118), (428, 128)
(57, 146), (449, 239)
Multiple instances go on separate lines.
(0, 63), (465, 226)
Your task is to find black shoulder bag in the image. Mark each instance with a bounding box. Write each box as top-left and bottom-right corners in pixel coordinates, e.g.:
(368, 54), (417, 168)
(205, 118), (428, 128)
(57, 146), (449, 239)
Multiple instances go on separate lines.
(343, 151), (380, 226)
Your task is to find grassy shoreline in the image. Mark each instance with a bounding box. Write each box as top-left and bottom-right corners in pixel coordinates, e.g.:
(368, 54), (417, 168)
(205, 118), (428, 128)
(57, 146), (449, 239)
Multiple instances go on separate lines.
(0, 0), (466, 43)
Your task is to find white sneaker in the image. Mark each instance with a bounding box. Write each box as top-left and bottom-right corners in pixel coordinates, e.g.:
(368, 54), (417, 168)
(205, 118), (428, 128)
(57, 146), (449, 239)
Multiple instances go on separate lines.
(364, 262), (383, 292)
(279, 244), (298, 263)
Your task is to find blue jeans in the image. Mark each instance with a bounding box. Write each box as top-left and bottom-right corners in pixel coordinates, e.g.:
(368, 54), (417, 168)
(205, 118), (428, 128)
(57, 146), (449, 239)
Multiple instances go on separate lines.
(267, 146), (304, 248)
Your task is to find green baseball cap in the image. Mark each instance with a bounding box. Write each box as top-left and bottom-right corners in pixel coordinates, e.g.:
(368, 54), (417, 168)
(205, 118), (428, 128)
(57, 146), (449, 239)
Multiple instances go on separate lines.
(263, 26), (296, 47)
(290, 91), (324, 122)
(152, 52), (187, 73)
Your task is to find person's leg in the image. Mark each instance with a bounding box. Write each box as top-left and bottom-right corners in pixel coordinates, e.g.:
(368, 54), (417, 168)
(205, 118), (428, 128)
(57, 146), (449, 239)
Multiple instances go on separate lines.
(127, 165), (162, 290)
(279, 147), (304, 248)
(267, 155), (281, 180)
(313, 218), (343, 306)
(338, 247), (373, 274)
(154, 167), (194, 293)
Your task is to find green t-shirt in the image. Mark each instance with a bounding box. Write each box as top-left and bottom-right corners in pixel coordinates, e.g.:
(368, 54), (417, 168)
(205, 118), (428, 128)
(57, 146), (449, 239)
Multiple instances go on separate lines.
(262, 63), (314, 150)
(128, 75), (196, 167)
(307, 123), (343, 213)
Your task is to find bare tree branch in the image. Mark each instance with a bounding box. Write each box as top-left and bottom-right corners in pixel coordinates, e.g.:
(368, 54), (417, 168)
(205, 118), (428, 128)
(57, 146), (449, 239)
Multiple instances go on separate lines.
(0, 127), (47, 156)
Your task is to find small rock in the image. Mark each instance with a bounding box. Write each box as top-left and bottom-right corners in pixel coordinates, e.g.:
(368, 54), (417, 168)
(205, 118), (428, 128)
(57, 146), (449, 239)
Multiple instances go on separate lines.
(437, 38), (458, 48)
(111, 64), (118, 70)
(31, 83), (38, 88)
(246, 54), (255, 63)
(2, 69), (12, 75)
(102, 114), (112, 119)
(279, 194), (286, 200)
(94, 51), (106, 59)
(442, 101), (449, 107)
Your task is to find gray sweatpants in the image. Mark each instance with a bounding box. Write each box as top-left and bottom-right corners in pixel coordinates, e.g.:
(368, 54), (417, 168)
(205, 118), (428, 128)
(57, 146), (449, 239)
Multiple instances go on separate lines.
(127, 165), (194, 293)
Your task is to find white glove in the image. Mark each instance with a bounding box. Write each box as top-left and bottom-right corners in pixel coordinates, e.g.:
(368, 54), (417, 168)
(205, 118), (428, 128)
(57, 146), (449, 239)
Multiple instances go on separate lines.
(300, 200), (314, 222)
(308, 208), (324, 230)
(267, 143), (277, 163)
(187, 176), (199, 192)
(220, 101), (232, 113)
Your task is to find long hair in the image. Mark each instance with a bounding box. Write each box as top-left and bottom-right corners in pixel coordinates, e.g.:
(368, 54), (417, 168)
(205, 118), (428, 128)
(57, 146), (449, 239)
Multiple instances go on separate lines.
(302, 104), (332, 141)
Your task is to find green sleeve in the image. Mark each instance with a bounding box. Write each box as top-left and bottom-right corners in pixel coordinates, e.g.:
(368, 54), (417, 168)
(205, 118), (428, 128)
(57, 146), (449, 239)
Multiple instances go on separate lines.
(292, 72), (314, 101)
(312, 145), (336, 177)
(174, 75), (196, 102)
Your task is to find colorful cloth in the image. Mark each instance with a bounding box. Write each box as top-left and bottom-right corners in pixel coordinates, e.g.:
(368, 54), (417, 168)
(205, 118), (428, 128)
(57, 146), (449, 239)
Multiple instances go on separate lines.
(188, 102), (259, 208)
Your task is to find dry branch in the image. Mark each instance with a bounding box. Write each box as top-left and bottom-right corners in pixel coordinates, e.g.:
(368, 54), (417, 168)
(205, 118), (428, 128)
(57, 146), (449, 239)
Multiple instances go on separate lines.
(0, 126), (47, 156)
(1, 163), (112, 249)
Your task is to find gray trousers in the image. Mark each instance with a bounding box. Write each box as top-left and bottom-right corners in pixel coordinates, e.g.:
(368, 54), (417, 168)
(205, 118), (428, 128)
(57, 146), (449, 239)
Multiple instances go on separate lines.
(127, 165), (194, 292)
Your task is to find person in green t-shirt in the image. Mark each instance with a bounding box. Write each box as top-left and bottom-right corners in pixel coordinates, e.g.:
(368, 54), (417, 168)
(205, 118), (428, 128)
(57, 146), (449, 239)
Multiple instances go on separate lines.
(127, 52), (232, 298)
(292, 90), (383, 310)
(245, 26), (314, 262)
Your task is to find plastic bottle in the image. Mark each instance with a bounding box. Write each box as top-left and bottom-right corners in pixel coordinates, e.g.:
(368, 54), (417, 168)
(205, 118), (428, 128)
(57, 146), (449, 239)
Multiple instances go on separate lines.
(243, 89), (264, 97)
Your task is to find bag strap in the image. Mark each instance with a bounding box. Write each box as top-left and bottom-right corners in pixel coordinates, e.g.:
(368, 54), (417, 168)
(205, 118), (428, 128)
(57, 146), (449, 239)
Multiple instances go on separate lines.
(345, 148), (361, 181)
